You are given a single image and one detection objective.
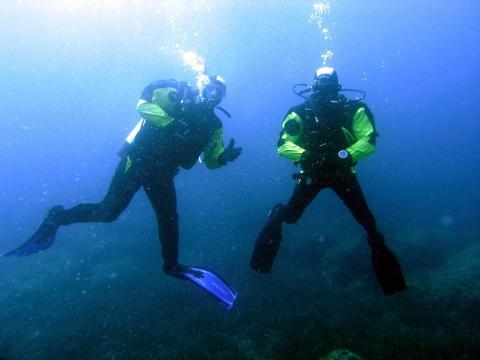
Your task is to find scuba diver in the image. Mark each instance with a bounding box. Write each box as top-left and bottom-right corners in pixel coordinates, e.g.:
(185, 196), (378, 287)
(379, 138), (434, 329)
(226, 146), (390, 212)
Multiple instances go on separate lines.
(250, 67), (406, 295)
(2, 75), (241, 308)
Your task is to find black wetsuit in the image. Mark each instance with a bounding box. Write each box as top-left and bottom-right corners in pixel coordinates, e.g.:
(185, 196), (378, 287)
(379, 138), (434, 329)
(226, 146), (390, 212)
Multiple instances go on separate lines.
(279, 98), (380, 239)
(55, 83), (223, 268)
(252, 96), (406, 294)
(283, 172), (378, 238)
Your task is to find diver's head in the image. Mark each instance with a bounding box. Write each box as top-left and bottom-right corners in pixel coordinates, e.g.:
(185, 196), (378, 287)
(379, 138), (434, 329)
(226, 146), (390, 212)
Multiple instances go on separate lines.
(197, 74), (226, 108)
(311, 66), (341, 104)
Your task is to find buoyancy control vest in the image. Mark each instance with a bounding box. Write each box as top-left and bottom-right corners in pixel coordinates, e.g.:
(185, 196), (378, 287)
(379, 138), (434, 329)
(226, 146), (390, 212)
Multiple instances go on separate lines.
(287, 96), (376, 155)
(122, 81), (222, 171)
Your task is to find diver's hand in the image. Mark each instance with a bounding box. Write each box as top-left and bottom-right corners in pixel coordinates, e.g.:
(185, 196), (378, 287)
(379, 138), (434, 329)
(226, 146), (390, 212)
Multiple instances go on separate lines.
(300, 150), (351, 173)
(218, 138), (242, 165)
(300, 151), (325, 174)
(322, 150), (352, 169)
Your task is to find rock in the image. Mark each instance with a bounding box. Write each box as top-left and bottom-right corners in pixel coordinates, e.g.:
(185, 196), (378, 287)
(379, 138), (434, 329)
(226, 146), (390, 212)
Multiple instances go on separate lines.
(319, 349), (362, 360)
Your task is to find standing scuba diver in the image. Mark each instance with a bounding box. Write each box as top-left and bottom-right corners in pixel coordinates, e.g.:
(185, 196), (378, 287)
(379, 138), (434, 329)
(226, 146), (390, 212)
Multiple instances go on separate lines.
(250, 67), (406, 295)
(2, 74), (242, 308)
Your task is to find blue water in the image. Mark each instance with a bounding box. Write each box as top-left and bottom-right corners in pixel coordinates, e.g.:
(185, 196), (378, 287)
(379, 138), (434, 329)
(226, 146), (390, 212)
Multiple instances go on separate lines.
(1, 1), (479, 359)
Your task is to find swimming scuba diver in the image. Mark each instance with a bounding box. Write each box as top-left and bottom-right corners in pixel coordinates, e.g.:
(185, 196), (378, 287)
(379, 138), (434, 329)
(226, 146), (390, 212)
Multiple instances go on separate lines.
(2, 75), (241, 308)
(250, 67), (406, 295)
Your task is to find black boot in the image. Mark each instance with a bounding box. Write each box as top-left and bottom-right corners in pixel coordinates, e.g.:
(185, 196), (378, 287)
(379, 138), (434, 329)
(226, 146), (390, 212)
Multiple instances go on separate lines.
(32, 205), (65, 247)
(44, 205), (65, 225)
(163, 263), (202, 279)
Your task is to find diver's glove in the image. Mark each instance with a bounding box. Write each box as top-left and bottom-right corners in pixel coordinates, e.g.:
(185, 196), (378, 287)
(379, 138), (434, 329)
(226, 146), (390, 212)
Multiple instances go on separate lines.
(218, 138), (242, 165)
(300, 151), (325, 174)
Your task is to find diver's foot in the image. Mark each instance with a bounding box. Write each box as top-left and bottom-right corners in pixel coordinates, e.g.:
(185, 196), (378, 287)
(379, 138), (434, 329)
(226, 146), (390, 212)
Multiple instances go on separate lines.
(32, 206), (65, 246)
(44, 205), (65, 225)
(163, 263), (203, 279)
(1, 206), (65, 256)
(163, 263), (186, 279)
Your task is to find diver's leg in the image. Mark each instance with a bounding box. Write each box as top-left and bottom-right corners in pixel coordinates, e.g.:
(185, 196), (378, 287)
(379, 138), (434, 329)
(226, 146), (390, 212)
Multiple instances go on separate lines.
(7, 158), (141, 256)
(331, 174), (407, 294)
(142, 175), (179, 273)
(330, 174), (378, 238)
(56, 157), (141, 225)
(283, 179), (324, 224)
(250, 179), (324, 273)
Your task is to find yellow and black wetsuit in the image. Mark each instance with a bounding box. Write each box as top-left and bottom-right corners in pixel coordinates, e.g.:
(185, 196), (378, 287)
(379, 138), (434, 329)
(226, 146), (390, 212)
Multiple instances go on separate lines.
(54, 80), (228, 268)
(277, 96), (379, 236)
(251, 94), (406, 295)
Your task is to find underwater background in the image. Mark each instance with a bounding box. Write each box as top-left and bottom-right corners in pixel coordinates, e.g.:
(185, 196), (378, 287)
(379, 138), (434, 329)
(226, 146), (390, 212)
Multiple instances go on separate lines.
(1, 0), (479, 359)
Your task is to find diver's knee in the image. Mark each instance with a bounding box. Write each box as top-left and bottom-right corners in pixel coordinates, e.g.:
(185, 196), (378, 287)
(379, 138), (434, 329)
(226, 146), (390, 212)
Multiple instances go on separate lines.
(99, 208), (121, 223)
(98, 200), (127, 222)
(276, 204), (301, 224)
(284, 213), (301, 224)
(102, 213), (118, 223)
(269, 203), (290, 223)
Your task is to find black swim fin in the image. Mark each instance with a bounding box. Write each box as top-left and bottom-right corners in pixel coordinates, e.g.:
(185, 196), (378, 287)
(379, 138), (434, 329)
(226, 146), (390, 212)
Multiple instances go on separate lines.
(369, 235), (407, 295)
(250, 204), (285, 273)
(1, 206), (64, 257)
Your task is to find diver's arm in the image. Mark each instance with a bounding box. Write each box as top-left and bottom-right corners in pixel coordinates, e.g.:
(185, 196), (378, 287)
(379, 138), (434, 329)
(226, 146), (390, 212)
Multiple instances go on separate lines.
(136, 100), (174, 127)
(136, 81), (177, 127)
(203, 127), (242, 169)
(345, 107), (376, 162)
(277, 140), (306, 162)
(137, 102), (174, 127)
(202, 127), (225, 170)
(277, 111), (306, 162)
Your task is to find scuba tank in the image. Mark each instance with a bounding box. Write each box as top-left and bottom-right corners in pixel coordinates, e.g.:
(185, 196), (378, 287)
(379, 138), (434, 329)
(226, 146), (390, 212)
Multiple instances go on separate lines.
(117, 118), (146, 158)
